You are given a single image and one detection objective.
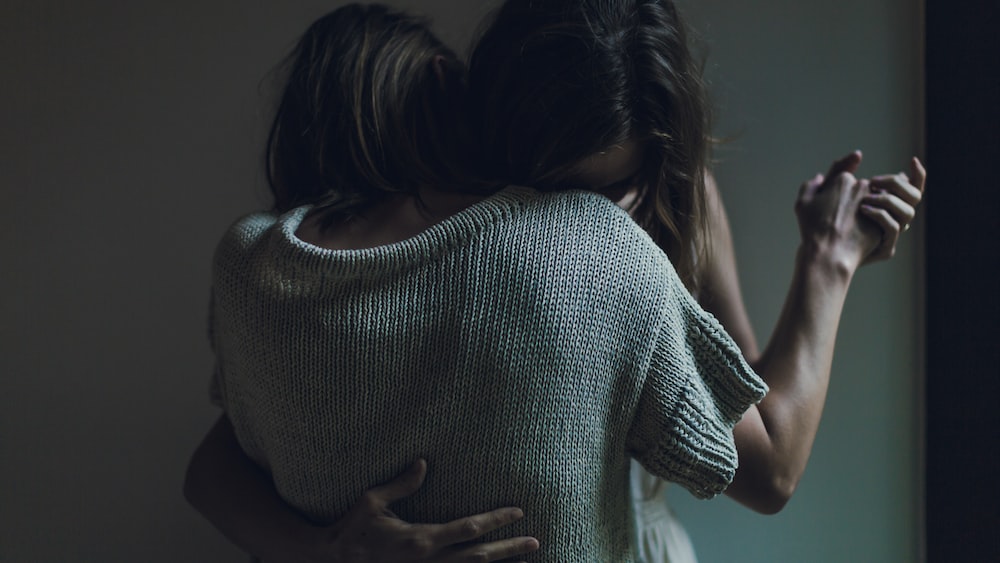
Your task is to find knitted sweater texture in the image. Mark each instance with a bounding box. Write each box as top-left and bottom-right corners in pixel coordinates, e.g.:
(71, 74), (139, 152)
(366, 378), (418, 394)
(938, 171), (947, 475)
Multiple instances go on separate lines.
(209, 187), (767, 562)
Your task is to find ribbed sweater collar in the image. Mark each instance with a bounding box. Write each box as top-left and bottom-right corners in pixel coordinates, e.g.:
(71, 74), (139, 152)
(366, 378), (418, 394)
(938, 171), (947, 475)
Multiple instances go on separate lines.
(266, 185), (536, 280)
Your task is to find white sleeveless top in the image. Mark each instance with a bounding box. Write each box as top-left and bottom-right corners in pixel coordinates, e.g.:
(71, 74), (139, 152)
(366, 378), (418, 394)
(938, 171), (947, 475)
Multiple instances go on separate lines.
(631, 262), (704, 563)
(631, 461), (698, 563)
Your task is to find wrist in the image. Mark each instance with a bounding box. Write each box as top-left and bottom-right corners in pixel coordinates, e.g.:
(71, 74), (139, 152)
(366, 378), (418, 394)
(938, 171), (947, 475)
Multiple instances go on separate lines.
(796, 241), (856, 286)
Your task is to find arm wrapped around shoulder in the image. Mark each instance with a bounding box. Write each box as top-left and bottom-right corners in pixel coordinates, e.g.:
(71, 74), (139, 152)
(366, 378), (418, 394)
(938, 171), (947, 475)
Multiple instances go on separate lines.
(627, 285), (768, 499)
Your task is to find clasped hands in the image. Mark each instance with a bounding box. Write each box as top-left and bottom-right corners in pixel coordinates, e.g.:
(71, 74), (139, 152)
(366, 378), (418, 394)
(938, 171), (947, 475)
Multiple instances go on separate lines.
(796, 150), (926, 272)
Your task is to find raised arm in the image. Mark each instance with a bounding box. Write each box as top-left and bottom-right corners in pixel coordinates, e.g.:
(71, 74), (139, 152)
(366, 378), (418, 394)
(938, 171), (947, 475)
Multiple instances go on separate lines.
(697, 152), (925, 514)
(184, 415), (539, 563)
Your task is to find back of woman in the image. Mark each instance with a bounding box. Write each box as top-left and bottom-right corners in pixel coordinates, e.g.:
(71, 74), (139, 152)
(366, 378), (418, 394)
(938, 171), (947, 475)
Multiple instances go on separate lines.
(191, 1), (924, 560)
(209, 4), (765, 561)
(214, 188), (765, 561)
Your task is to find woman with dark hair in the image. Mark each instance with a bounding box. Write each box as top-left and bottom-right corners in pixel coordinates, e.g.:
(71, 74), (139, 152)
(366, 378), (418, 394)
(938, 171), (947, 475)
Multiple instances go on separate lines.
(185, 1), (924, 562)
(464, 2), (924, 560)
(463, 1), (924, 560)
(188, 5), (539, 562)
(468, 0), (715, 291)
(191, 5), (772, 562)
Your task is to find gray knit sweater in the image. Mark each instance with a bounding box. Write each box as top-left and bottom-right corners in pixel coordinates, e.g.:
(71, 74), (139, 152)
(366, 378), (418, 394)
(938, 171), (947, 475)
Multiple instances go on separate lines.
(209, 186), (767, 562)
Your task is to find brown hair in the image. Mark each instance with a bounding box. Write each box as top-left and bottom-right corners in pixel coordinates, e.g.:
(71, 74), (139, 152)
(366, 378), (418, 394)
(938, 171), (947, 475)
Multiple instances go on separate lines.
(265, 3), (481, 222)
(468, 0), (712, 289)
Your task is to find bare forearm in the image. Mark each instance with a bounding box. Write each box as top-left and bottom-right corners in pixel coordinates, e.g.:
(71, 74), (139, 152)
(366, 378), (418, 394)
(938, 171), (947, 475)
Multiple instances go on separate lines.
(184, 416), (324, 562)
(711, 154), (923, 514)
(726, 245), (853, 512)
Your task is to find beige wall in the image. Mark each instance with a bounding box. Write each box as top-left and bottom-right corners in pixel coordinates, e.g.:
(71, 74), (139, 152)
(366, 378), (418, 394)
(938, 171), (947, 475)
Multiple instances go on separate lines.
(0, 1), (921, 561)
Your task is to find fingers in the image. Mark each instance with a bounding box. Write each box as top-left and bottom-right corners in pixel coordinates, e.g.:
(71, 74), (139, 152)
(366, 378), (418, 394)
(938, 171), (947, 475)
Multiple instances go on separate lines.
(799, 173), (824, 199)
(802, 151), (862, 203)
(859, 204), (901, 262)
(910, 157), (927, 193)
(365, 459), (428, 506)
(870, 172), (923, 207)
(826, 150), (864, 178)
(866, 158), (927, 239)
(821, 152), (862, 197)
(424, 508), (538, 562)
(433, 507), (526, 546)
(450, 536), (540, 562)
(861, 190), (916, 227)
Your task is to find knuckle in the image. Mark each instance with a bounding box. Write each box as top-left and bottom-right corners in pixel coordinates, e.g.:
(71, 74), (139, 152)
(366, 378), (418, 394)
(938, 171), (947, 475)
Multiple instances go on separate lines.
(466, 550), (490, 563)
(360, 492), (380, 510)
(461, 518), (482, 538)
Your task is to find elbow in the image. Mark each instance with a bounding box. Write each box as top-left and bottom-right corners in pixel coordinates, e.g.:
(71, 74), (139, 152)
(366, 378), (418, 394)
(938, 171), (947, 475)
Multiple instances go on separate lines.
(727, 469), (799, 515)
(752, 473), (798, 514)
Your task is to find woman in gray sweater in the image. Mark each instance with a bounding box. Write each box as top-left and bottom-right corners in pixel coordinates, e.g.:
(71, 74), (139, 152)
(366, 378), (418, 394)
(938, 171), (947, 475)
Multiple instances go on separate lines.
(185, 2), (924, 562)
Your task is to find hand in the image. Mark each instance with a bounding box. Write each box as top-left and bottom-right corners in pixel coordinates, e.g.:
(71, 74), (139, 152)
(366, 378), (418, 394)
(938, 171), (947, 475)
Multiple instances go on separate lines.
(858, 157), (927, 263)
(795, 151), (878, 274)
(302, 460), (540, 563)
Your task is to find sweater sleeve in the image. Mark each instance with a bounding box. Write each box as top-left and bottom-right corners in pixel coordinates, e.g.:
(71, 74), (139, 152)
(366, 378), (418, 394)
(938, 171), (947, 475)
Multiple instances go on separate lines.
(626, 276), (768, 499)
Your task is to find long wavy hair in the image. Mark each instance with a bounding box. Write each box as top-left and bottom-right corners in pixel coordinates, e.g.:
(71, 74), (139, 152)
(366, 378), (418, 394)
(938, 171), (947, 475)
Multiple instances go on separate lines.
(265, 3), (483, 223)
(468, 0), (712, 290)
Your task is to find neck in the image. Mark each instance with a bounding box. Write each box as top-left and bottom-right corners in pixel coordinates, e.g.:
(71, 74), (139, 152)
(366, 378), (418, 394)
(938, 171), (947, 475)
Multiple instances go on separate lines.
(412, 186), (486, 220)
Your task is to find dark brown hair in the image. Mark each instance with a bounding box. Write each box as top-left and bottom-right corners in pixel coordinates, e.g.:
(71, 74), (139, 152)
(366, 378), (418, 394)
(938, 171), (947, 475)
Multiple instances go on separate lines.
(468, 0), (712, 289)
(265, 3), (480, 221)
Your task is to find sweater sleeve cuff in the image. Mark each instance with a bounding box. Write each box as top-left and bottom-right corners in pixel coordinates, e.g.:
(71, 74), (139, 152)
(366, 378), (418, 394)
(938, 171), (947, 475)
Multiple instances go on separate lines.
(627, 283), (767, 499)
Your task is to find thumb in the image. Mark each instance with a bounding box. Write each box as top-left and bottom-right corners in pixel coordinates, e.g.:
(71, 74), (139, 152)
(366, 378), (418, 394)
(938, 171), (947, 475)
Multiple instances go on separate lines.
(826, 150), (863, 179)
(366, 459), (428, 505)
(910, 156), (927, 193)
(799, 173), (824, 199)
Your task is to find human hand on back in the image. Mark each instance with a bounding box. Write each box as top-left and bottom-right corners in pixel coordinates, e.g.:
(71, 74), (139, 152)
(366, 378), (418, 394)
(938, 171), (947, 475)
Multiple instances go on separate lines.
(288, 459), (540, 563)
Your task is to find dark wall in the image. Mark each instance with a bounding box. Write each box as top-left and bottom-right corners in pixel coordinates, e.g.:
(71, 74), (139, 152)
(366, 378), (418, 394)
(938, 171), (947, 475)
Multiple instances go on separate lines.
(925, 1), (1000, 561)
